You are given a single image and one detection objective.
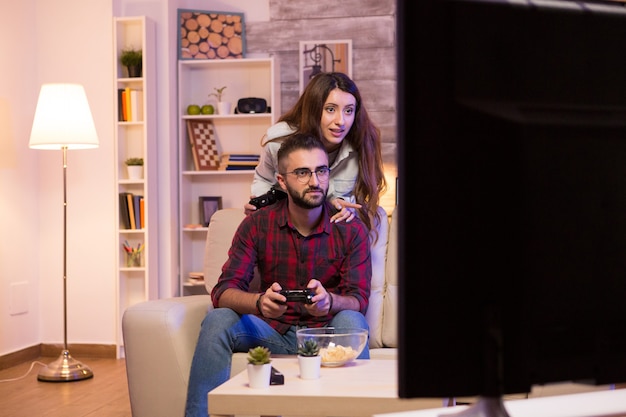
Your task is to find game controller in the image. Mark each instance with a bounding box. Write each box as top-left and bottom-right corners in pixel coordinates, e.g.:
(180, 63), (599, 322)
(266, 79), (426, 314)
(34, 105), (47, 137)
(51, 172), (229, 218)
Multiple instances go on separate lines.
(249, 188), (287, 209)
(280, 289), (314, 304)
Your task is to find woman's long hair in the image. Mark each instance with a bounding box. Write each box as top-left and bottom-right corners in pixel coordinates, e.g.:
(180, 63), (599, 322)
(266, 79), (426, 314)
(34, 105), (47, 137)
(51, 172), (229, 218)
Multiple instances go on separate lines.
(278, 72), (387, 236)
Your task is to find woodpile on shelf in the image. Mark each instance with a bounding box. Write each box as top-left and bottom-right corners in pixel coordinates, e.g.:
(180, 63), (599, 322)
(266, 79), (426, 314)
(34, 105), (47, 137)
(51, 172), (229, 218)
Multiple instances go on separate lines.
(179, 11), (244, 59)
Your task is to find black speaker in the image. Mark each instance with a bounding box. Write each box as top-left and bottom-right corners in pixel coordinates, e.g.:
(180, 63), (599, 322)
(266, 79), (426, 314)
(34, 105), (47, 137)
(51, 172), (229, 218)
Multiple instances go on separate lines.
(236, 97), (268, 114)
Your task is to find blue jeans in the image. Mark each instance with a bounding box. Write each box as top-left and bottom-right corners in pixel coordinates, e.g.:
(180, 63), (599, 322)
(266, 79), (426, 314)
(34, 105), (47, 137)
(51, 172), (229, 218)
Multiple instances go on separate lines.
(184, 308), (370, 417)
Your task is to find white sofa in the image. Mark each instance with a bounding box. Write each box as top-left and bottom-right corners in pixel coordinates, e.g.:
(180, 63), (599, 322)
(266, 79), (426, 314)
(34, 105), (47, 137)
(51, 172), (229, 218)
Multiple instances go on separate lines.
(122, 206), (399, 417)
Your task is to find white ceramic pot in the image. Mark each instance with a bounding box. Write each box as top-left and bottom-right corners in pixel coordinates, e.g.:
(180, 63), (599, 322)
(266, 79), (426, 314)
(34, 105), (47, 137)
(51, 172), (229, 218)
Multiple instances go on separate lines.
(298, 355), (321, 380)
(217, 101), (232, 115)
(127, 165), (143, 180)
(247, 363), (271, 388)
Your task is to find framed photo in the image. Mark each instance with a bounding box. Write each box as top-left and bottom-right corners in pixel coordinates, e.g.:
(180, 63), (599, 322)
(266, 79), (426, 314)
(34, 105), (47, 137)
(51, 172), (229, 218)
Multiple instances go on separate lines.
(199, 196), (223, 227)
(299, 40), (352, 94)
(178, 9), (246, 60)
(186, 120), (221, 171)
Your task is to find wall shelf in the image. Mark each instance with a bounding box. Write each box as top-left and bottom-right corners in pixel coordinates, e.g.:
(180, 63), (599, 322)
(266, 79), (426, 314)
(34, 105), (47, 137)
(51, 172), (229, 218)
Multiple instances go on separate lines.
(177, 57), (280, 296)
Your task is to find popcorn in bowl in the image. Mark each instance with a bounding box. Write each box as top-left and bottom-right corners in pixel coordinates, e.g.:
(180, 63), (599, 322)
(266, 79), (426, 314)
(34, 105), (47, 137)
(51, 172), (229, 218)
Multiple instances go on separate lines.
(296, 327), (368, 367)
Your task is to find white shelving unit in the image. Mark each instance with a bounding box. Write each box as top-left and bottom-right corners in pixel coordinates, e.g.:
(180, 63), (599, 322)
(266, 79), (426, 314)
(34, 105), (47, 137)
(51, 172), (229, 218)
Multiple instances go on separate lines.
(113, 16), (157, 357)
(177, 57), (280, 296)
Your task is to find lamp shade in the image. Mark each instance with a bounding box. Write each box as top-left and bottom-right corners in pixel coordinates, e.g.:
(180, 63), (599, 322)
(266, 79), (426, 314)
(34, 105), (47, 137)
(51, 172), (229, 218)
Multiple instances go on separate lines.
(29, 83), (99, 150)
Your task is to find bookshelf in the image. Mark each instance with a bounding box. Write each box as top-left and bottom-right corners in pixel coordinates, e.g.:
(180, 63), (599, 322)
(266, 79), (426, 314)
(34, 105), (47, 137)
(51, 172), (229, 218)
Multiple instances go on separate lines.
(113, 16), (157, 357)
(177, 57), (280, 296)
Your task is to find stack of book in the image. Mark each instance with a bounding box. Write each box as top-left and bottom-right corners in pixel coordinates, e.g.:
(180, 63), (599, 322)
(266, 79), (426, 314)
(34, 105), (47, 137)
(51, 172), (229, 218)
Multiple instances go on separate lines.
(219, 153), (260, 170)
(119, 192), (144, 229)
(187, 271), (204, 286)
(117, 87), (143, 122)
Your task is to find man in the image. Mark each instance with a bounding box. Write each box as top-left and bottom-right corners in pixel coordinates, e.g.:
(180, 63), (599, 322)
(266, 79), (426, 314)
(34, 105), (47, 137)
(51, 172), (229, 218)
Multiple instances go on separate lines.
(184, 133), (372, 417)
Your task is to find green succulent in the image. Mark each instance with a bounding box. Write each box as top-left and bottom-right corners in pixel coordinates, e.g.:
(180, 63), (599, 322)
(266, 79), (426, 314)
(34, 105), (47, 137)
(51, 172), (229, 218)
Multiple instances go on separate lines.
(297, 339), (320, 357)
(125, 157), (144, 166)
(247, 346), (271, 365)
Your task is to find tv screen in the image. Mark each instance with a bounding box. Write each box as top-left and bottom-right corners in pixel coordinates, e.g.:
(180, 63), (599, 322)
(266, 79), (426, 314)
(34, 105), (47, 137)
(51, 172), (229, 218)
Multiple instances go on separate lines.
(397, 0), (626, 412)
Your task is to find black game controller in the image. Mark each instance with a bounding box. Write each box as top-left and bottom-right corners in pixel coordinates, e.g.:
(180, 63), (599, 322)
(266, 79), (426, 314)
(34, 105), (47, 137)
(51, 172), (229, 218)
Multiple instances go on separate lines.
(249, 188), (287, 209)
(280, 289), (314, 304)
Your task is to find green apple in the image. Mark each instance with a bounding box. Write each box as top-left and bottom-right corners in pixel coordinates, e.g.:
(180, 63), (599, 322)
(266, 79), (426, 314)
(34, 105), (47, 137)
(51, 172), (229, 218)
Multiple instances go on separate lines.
(201, 104), (215, 115)
(187, 104), (201, 115)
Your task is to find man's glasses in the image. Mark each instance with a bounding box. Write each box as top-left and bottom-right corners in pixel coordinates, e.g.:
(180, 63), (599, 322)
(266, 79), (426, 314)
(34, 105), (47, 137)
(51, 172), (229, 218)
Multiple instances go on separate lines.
(282, 167), (331, 184)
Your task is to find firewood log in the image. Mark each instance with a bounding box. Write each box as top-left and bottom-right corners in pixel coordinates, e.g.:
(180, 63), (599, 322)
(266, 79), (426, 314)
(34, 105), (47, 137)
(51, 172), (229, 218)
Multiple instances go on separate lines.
(179, 12), (244, 59)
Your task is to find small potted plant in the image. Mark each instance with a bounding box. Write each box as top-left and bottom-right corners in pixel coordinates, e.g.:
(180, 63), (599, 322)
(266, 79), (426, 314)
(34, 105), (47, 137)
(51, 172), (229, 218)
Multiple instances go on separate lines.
(297, 339), (321, 379)
(125, 157), (144, 180)
(246, 346), (272, 388)
(208, 86), (231, 115)
(120, 47), (142, 77)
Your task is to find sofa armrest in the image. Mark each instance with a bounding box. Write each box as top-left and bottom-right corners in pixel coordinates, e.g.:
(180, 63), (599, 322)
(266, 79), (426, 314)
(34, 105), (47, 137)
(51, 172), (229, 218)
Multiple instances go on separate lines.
(122, 295), (212, 417)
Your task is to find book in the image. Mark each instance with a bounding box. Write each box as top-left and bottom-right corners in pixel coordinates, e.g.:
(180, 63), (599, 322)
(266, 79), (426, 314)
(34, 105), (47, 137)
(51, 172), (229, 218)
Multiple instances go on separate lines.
(117, 89), (125, 121)
(225, 161), (258, 166)
(127, 193), (136, 229)
(125, 87), (132, 121)
(121, 90), (128, 121)
(139, 197), (145, 229)
(219, 154), (258, 170)
(133, 195), (142, 229)
(225, 165), (257, 171)
(225, 153), (260, 161)
(130, 89), (143, 121)
(119, 192), (131, 229)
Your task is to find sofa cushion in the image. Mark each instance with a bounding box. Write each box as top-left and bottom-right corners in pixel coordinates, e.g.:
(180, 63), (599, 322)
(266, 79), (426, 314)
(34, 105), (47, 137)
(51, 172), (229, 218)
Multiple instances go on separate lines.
(203, 208), (247, 294)
(365, 206), (390, 348)
(382, 206), (398, 347)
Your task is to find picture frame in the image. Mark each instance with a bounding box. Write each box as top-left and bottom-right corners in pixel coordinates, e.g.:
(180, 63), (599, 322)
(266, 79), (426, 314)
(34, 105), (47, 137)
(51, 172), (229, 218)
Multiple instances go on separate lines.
(186, 120), (221, 171)
(299, 39), (352, 94)
(178, 9), (246, 60)
(199, 196), (223, 227)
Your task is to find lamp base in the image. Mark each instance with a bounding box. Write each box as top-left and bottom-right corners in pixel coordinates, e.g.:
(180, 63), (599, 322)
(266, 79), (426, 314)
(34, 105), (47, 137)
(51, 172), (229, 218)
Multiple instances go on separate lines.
(37, 349), (94, 382)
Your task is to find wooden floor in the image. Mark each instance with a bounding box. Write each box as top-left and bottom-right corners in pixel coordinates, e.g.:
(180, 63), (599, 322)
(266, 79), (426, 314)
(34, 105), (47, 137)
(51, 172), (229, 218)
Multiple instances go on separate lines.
(0, 356), (131, 417)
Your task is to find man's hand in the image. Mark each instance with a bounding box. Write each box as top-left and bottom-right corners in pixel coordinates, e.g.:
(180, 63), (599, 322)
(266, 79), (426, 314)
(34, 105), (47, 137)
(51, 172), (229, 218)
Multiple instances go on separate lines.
(330, 198), (362, 224)
(304, 279), (333, 316)
(257, 283), (288, 318)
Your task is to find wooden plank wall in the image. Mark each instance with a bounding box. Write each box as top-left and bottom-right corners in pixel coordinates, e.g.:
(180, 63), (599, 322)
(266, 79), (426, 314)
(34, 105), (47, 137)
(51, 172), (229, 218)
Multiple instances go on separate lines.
(246, 0), (398, 212)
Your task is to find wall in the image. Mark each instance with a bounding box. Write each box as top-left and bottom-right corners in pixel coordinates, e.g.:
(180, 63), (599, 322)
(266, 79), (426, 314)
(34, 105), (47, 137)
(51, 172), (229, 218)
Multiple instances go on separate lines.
(0, 0), (41, 357)
(248, 0), (398, 211)
(0, 0), (115, 357)
(0, 0), (397, 358)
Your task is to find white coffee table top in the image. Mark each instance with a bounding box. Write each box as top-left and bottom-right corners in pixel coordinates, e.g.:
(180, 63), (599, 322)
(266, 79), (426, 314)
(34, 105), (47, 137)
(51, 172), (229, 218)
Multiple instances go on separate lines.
(208, 358), (445, 417)
(372, 388), (626, 417)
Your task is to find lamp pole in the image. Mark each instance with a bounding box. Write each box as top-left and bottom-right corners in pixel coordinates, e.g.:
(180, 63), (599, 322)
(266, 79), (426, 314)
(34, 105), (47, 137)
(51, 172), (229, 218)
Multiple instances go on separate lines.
(37, 147), (94, 382)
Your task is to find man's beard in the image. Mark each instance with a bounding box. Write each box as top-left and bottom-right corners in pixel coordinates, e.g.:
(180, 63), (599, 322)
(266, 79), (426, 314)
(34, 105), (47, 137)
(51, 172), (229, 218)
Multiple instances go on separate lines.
(287, 185), (327, 209)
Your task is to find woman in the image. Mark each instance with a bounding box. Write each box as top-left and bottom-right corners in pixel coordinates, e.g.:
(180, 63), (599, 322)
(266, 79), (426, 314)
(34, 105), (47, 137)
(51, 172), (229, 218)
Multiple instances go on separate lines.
(245, 72), (387, 235)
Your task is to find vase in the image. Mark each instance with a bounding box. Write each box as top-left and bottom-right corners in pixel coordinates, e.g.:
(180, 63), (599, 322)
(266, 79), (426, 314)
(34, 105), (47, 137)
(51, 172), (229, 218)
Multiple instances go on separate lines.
(298, 355), (321, 380)
(126, 64), (142, 78)
(126, 252), (142, 267)
(217, 101), (232, 115)
(247, 363), (271, 388)
(127, 165), (143, 180)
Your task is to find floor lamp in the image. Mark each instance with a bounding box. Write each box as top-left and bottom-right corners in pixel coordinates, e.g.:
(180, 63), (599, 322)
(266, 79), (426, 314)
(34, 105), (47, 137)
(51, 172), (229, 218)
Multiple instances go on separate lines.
(29, 83), (99, 382)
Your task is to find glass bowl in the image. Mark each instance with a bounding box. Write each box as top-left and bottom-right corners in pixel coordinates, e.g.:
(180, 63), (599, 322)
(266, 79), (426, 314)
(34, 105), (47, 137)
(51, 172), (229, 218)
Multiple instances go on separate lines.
(296, 327), (368, 367)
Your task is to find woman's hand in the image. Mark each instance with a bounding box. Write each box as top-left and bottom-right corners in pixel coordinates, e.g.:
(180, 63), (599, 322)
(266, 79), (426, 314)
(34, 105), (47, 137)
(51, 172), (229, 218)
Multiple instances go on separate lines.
(244, 195), (258, 215)
(330, 198), (362, 223)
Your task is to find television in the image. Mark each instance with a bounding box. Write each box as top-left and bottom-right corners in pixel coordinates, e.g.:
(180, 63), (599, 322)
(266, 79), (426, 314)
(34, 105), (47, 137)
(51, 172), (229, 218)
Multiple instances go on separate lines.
(397, 0), (626, 415)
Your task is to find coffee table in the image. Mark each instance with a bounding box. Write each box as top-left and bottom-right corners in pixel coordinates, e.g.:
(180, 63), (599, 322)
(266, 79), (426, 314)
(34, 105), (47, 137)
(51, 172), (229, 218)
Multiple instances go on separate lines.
(208, 358), (446, 417)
